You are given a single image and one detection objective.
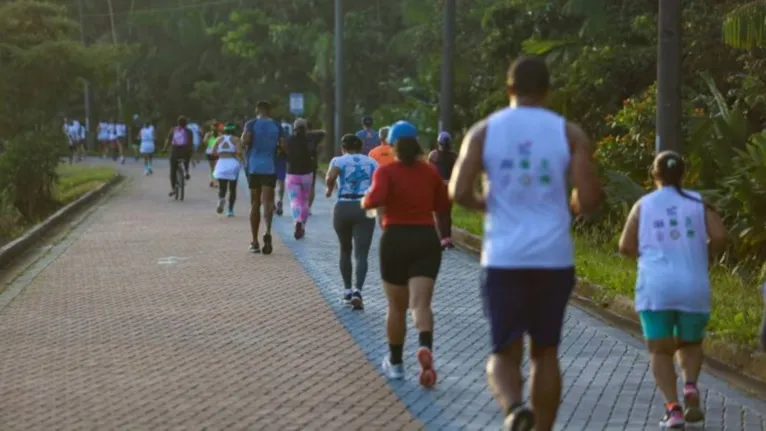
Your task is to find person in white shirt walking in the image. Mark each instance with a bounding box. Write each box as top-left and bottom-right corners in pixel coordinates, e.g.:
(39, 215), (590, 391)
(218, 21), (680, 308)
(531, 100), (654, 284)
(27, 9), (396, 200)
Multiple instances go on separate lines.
(139, 121), (156, 175)
(450, 56), (603, 431)
(97, 121), (109, 158)
(618, 151), (727, 429)
(115, 121), (127, 164)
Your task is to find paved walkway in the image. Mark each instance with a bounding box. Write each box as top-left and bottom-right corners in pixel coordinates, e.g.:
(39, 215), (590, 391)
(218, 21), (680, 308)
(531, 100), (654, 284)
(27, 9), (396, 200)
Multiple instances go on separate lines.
(0, 159), (764, 430)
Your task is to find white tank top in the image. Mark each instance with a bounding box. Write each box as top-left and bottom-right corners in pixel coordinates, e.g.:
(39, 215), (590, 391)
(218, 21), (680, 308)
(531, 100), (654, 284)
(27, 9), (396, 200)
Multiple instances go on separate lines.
(140, 126), (154, 142)
(635, 187), (710, 313)
(217, 135), (236, 154)
(481, 106), (573, 269)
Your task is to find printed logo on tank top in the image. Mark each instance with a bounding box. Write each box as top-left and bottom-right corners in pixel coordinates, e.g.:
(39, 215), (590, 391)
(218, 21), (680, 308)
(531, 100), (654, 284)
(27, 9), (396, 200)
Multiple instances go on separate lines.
(652, 205), (696, 242)
(498, 140), (553, 190)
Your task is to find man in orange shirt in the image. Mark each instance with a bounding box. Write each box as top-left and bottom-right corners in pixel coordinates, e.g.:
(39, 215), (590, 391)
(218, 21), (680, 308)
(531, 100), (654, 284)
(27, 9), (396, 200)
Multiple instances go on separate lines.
(369, 126), (396, 166)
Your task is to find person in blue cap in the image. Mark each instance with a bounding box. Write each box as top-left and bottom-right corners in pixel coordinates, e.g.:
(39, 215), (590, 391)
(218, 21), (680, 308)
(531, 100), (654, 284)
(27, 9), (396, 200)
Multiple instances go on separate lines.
(428, 131), (458, 249)
(362, 120), (449, 388)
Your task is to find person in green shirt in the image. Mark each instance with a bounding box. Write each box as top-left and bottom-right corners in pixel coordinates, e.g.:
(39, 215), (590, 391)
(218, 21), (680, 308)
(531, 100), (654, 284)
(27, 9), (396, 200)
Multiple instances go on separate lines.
(203, 122), (220, 188)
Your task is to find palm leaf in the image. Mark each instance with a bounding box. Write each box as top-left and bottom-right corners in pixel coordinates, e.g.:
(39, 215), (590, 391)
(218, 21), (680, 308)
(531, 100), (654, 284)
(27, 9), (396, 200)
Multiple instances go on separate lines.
(722, 1), (766, 49)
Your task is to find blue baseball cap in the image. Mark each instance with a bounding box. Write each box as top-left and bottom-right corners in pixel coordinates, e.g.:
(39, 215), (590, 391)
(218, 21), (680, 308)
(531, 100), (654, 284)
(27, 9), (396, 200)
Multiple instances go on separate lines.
(388, 121), (418, 143)
(437, 131), (452, 144)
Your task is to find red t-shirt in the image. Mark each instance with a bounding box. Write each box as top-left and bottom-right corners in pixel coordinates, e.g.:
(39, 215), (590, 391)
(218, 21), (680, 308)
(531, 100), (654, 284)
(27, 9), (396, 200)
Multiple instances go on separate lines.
(363, 160), (450, 227)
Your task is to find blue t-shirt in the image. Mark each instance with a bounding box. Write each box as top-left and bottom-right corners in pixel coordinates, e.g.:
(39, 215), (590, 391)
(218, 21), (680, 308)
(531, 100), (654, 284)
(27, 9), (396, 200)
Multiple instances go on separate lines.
(246, 118), (282, 175)
(355, 129), (380, 156)
(329, 153), (378, 201)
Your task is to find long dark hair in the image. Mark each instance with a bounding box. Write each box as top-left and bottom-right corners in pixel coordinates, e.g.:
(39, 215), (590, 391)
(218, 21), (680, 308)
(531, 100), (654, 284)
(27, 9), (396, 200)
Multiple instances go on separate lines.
(395, 137), (423, 165)
(653, 151), (714, 211)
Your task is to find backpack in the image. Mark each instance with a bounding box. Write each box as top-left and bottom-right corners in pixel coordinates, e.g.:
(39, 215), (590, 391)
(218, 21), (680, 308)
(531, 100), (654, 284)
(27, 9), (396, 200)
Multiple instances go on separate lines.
(171, 127), (188, 147)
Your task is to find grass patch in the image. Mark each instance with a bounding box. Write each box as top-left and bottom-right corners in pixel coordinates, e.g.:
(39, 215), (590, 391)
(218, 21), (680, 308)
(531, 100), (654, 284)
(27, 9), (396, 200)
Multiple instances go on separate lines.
(55, 164), (116, 204)
(0, 164), (116, 246)
(452, 206), (764, 350)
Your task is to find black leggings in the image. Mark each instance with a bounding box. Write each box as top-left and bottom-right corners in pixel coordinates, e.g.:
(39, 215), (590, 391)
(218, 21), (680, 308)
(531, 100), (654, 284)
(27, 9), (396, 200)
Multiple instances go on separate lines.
(169, 148), (191, 189)
(333, 201), (375, 290)
(218, 179), (238, 211)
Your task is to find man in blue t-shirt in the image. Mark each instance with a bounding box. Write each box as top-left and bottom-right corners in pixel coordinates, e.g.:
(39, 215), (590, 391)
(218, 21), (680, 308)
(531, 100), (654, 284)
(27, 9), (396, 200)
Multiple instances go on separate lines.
(242, 100), (283, 255)
(355, 115), (380, 156)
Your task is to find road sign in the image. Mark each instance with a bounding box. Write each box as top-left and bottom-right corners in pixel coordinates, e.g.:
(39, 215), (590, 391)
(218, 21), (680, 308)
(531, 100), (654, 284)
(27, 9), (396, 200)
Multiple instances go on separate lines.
(289, 93), (304, 115)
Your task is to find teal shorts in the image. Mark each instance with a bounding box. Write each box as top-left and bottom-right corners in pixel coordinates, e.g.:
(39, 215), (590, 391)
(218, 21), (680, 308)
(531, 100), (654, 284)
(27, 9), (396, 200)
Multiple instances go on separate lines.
(639, 310), (710, 342)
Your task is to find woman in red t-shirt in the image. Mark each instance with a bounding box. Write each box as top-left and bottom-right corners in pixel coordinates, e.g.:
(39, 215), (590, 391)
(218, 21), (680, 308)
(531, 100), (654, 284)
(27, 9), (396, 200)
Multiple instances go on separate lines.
(361, 120), (450, 388)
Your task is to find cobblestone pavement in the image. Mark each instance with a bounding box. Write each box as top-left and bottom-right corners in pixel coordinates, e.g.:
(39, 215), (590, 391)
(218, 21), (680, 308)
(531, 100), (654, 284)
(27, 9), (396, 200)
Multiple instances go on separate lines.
(0, 160), (420, 430)
(0, 159), (764, 430)
(275, 172), (766, 430)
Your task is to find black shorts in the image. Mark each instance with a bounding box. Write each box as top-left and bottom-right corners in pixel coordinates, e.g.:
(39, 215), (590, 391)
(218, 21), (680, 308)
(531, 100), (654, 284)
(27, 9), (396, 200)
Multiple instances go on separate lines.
(379, 225), (442, 285)
(481, 267), (575, 353)
(207, 154), (218, 162)
(247, 174), (277, 189)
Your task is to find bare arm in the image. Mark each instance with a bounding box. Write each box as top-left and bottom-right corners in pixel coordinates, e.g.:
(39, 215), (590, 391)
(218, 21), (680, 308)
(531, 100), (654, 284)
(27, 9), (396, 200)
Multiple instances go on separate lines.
(325, 166), (340, 197)
(450, 120), (487, 212)
(567, 122), (604, 215)
(705, 206), (727, 257)
(618, 201), (641, 258)
(163, 130), (172, 152)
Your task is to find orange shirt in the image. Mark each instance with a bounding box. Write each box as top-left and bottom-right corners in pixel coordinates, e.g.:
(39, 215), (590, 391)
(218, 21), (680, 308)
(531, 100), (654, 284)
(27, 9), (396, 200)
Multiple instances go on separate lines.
(369, 143), (396, 166)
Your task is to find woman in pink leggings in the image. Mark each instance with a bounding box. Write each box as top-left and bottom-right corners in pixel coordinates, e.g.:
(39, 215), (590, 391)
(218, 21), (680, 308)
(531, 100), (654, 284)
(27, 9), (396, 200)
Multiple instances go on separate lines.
(282, 118), (326, 239)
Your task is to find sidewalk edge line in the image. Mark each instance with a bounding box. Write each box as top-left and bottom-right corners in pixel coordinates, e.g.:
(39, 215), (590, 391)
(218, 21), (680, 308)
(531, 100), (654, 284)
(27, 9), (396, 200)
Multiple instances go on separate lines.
(451, 226), (766, 398)
(0, 174), (123, 270)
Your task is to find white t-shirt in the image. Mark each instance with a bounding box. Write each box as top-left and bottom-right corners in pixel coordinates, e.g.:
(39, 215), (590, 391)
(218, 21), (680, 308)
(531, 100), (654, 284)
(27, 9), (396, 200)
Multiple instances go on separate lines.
(98, 122), (108, 139)
(140, 126), (155, 142)
(188, 123), (201, 147)
(328, 153), (378, 201)
(116, 123), (127, 137)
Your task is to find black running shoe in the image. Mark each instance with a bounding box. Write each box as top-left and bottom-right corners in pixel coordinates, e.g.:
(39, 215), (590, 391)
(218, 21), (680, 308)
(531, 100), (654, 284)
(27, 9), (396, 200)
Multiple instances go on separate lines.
(503, 404), (535, 431)
(294, 222), (305, 240)
(342, 291), (353, 305)
(249, 242), (261, 254)
(350, 291), (363, 310)
(276, 201), (283, 216)
(262, 234), (273, 255)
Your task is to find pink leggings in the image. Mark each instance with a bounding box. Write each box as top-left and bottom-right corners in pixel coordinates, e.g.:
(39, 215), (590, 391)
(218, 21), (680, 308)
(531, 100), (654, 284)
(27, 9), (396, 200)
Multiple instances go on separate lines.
(286, 173), (313, 223)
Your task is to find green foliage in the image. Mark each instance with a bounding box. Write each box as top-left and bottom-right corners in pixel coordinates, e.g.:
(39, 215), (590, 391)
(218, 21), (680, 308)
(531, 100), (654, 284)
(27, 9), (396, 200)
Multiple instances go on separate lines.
(0, 129), (63, 219)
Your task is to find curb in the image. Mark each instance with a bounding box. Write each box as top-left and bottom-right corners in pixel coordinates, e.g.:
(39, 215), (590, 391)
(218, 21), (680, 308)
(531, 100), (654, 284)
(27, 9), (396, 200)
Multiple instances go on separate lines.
(450, 225), (766, 397)
(0, 174), (123, 270)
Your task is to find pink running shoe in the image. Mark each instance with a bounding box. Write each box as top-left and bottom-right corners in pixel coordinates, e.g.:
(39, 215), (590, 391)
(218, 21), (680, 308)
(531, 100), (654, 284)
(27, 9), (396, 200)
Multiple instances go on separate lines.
(416, 347), (437, 388)
(659, 403), (685, 429)
(683, 383), (705, 424)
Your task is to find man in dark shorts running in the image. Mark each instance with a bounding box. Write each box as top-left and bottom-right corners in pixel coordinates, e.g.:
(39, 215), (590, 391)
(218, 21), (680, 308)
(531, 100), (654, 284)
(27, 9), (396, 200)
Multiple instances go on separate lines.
(450, 57), (603, 431)
(242, 101), (283, 255)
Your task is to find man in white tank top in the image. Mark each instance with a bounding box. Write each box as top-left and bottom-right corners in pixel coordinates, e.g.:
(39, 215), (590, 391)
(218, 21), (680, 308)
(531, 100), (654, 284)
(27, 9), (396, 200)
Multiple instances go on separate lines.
(450, 57), (603, 431)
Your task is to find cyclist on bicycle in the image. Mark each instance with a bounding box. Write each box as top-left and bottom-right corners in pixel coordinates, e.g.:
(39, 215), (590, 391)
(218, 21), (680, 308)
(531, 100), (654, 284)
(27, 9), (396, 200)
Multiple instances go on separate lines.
(163, 115), (194, 197)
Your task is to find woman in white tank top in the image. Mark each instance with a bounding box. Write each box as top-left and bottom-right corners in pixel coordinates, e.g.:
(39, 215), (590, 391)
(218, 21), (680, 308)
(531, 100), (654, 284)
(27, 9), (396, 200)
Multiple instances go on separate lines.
(619, 151), (727, 428)
(139, 121), (155, 175)
(212, 124), (242, 217)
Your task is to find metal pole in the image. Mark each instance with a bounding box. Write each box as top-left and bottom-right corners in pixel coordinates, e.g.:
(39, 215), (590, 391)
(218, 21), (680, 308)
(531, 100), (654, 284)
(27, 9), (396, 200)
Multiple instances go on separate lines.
(334, 0), (343, 156)
(106, 0), (124, 121)
(77, 0), (94, 150)
(440, 0), (456, 135)
(656, 0), (682, 153)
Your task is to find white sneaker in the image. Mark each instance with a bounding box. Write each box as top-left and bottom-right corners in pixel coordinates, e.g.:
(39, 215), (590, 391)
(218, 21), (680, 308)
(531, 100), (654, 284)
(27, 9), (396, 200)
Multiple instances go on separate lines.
(382, 357), (405, 380)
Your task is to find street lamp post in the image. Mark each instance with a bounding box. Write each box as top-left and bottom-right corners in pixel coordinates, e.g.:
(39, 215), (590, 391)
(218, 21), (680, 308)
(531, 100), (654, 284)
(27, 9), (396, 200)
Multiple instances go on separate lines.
(656, 0), (682, 153)
(334, 0), (344, 156)
(440, 0), (456, 135)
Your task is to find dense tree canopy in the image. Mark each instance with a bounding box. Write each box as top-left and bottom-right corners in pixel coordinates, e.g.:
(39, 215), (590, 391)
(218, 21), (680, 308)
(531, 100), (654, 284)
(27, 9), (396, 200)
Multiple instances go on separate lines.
(5, 0), (766, 273)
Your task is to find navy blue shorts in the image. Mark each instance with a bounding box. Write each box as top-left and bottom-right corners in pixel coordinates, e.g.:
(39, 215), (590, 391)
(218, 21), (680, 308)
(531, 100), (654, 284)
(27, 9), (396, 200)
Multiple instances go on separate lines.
(481, 267), (575, 353)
